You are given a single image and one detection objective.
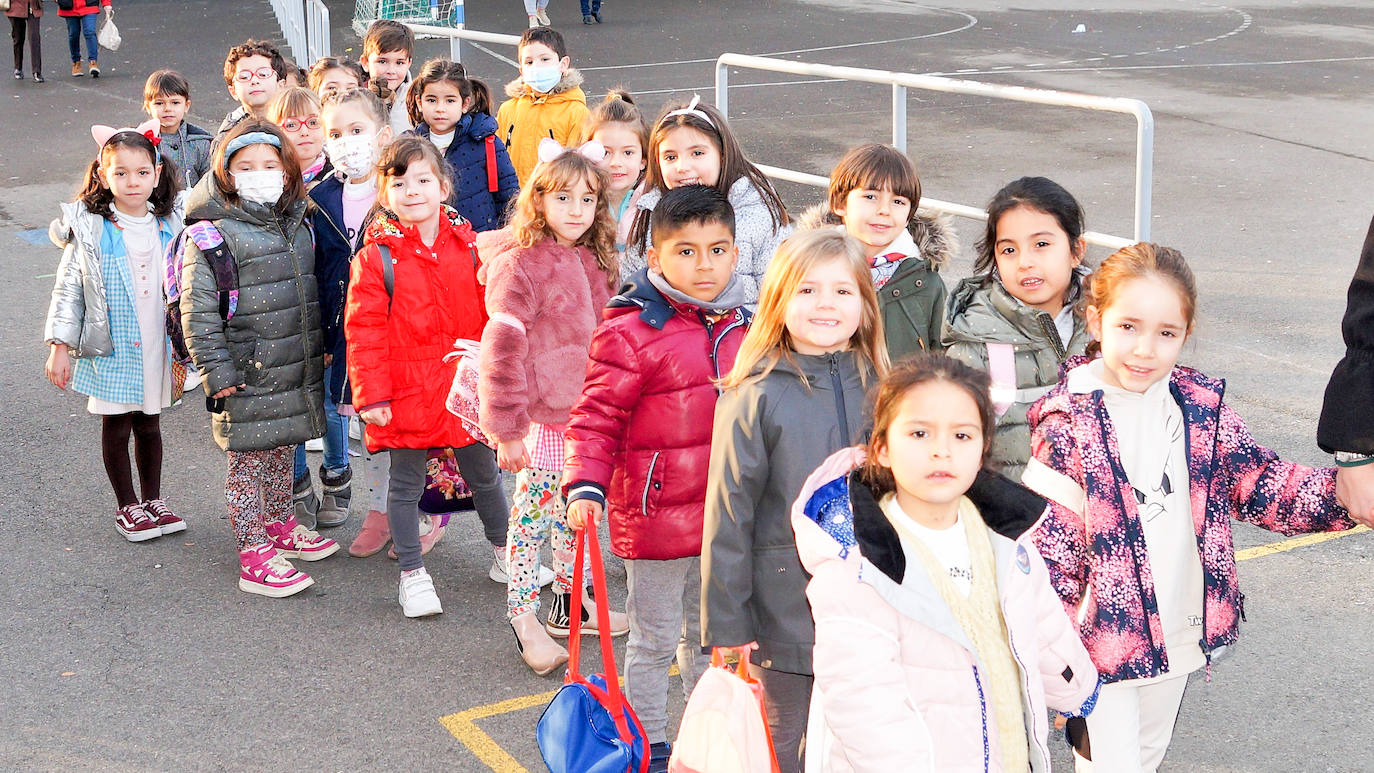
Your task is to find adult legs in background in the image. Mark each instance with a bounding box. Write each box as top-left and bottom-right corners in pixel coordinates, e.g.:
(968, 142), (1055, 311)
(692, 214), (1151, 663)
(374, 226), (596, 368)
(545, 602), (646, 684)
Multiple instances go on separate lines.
(78, 13), (97, 63)
(65, 16), (81, 64)
(753, 666), (813, 773)
(9, 18), (26, 73)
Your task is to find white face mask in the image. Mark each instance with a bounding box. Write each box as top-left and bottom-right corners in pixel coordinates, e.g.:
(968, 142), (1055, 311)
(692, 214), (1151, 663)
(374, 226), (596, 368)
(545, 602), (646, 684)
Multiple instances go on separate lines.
(325, 133), (380, 180)
(233, 170), (285, 205)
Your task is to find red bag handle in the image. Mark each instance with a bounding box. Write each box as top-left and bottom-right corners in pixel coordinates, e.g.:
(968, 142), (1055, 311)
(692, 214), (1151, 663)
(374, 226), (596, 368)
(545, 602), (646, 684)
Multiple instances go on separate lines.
(485, 135), (498, 193)
(567, 526), (647, 772)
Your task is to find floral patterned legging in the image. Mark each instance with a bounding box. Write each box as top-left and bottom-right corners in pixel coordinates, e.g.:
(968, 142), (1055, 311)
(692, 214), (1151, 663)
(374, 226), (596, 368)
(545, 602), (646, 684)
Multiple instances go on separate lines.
(506, 466), (576, 619)
(225, 446), (293, 550)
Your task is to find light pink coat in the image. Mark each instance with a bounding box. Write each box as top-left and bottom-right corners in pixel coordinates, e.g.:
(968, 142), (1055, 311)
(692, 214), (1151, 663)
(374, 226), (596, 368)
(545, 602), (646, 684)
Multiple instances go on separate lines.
(793, 448), (1100, 773)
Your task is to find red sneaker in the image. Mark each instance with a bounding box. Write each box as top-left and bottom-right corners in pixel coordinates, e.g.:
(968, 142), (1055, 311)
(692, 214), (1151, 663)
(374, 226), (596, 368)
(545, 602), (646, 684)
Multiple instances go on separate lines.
(115, 504), (161, 542)
(141, 499), (186, 535)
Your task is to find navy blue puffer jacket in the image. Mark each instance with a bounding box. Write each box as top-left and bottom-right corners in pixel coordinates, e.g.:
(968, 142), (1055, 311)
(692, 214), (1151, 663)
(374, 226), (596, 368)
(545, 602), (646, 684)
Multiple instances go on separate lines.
(410, 114), (519, 232)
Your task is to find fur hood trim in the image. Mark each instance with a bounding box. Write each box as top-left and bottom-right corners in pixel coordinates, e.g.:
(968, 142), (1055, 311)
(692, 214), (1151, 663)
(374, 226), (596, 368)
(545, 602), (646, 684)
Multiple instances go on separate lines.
(503, 68), (586, 100)
(795, 201), (956, 268)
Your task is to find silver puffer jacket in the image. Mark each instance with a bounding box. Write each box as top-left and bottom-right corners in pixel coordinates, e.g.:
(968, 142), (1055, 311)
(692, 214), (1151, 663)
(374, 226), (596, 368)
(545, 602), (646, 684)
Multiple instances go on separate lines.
(44, 197), (185, 357)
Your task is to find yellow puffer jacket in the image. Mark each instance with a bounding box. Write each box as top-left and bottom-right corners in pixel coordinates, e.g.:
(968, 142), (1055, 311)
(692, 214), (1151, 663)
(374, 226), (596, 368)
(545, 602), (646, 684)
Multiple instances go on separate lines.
(497, 68), (590, 183)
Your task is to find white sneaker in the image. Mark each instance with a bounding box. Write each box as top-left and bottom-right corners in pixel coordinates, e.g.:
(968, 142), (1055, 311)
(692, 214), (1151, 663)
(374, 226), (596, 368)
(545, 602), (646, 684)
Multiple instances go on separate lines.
(489, 545), (555, 587)
(348, 418), (362, 441)
(399, 568), (443, 617)
(536, 8), (551, 25)
(305, 437), (324, 452)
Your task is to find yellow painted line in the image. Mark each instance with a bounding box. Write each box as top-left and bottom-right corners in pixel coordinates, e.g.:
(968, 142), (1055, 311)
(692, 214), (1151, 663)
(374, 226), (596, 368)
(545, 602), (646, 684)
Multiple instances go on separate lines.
(439, 664), (681, 771)
(1235, 525), (1368, 562)
(441, 527), (1373, 769)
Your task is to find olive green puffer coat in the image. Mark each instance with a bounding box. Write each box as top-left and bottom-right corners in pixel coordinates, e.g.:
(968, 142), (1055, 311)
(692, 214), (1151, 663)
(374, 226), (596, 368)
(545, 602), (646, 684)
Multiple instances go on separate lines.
(180, 178), (325, 452)
(942, 274), (1089, 481)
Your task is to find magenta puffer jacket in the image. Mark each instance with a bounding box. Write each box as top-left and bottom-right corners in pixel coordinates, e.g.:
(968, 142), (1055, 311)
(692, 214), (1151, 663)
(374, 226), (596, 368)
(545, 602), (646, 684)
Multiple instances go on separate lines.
(563, 270), (749, 560)
(795, 448), (1100, 773)
(1024, 357), (1356, 684)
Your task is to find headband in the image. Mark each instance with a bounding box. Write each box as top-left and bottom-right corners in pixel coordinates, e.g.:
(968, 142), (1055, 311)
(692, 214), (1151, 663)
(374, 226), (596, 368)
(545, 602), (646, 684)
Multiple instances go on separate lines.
(537, 136), (607, 165)
(221, 131), (283, 168)
(91, 119), (162, 162)
(662, 94), (714, 129)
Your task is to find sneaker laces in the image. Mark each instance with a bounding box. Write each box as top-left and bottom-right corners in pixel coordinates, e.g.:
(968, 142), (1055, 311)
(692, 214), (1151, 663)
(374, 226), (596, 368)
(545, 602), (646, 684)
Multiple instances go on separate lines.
(143, 499), (173, 519)
(265, 553), (298, 577)
(291, 522), (324, 545)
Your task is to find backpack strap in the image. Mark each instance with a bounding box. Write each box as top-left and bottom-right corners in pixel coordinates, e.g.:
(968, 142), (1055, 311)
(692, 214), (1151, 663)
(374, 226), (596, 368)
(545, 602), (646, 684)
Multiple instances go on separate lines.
(378, 243), (394, 311)
(485, 135), (498, 193)
(987, 342), (1055, 417)
(184, 221), (238, 320)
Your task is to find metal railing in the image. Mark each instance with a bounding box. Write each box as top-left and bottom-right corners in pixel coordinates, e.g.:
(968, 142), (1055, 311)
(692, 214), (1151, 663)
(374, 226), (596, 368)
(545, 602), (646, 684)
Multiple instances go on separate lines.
(715, 53), (1154, 248)
(401, 22), (521, 62)
(270, 0), (332, 65)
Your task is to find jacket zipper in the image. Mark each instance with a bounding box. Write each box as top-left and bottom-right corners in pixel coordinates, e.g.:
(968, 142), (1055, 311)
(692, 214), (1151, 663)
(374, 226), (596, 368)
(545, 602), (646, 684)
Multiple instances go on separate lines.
(278, 213), (324, 437)
(828, 353), (851, 441)
(1038, 312), (1067, 360)
(707, 311), (746, 383)
(1005, 627), (1051, 768)
(641, 451), (660, 516)
(971, 664), (990, 773)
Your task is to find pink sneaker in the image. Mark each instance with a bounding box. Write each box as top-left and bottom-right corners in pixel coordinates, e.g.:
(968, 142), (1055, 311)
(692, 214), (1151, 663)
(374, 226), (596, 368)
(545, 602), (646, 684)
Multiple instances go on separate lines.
(349, 509), (391, 557)
(141, 499), (186, 535)
(238, 543), (314, 597)
(266, 517), (340, 562)
(115, 504), (161, 542)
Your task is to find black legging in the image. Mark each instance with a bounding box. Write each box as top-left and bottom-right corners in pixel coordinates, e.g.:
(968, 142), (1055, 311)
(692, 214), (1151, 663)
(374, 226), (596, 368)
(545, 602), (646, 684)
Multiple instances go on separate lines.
(101, 412), (162, 508)
(9, 16), (41, 75)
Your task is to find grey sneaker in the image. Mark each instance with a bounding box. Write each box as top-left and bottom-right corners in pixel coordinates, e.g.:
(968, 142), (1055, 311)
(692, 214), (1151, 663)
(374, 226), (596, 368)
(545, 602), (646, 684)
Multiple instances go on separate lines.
(316, 465), (352, 528)
(292, 473), (320, 530)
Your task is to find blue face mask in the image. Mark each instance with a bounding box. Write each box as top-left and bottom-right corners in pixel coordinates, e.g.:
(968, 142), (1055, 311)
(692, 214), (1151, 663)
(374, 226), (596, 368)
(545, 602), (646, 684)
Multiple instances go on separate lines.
(522, 65), (561, 94)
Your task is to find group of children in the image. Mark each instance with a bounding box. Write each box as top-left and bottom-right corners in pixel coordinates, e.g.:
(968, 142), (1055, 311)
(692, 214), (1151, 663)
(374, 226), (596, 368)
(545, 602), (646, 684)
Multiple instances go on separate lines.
(40, 17), (1359, 773)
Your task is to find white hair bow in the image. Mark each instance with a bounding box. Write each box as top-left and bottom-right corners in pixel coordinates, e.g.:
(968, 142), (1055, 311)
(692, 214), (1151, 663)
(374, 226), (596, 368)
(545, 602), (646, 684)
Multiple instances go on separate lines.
(537, 136), (607, 166)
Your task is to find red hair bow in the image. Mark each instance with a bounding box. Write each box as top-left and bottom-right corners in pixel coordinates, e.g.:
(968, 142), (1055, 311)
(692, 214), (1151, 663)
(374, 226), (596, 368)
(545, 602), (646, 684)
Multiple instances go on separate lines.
(143, 129), (161, 147)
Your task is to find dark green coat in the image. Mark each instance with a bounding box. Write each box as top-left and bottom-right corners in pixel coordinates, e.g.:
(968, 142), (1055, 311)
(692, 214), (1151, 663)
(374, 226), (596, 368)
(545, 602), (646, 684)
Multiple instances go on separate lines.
(180, 178), (325, 452)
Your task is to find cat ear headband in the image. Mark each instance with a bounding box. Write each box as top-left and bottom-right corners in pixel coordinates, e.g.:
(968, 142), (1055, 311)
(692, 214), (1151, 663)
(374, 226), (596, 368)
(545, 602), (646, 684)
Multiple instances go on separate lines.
(662, 94), (714, 129)
(91, 119), (162, 162)
(537, 136), (607, 165)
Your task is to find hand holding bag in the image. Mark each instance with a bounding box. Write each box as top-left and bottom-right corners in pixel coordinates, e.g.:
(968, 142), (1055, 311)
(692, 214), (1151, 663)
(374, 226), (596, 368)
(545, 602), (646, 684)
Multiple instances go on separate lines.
(97, 8), (121, 52)
(536, 525), (649, 773)
(669, 649), (780, 773)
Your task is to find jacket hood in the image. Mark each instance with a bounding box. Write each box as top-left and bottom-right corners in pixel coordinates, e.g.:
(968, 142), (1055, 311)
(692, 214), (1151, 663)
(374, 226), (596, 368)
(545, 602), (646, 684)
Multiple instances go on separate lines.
(503, 68), (586, 100)
(184, 174), (308, 230)
(363, 204), (473, 250)
(795, 202), (957, 268)
(943, 268), (1087, 347)
(793, 447), (1049, 580)
(605, 267), (748, 328)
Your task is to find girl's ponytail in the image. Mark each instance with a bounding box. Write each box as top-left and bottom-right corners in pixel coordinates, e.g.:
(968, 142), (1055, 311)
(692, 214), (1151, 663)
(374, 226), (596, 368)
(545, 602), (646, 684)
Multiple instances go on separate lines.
(468, 78), (493, 116)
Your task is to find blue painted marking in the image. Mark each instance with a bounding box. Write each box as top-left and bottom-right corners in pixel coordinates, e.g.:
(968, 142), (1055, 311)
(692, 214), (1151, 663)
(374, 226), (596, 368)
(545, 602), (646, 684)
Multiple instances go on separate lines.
(15, 228), (50, 246)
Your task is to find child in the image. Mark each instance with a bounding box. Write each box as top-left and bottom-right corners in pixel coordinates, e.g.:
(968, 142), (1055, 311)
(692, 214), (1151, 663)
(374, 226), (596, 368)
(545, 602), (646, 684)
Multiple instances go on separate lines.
(794, 354), (1100, 771)
(625, 95), (791, 305)
(564, 185), (750, 770)
(216, 40), (288, 143)
(268, 87), (331, 186)
(477, 141), (627, 675)
(44, 122), (186, 542)
(144, 70), (212, 191)
(497, 27), (589, 183)
(308, 56), (365, 100)
(702, 228), (889, 772)
(584, 89), (648, 266)
(345, 136), (514, 617)
(362, 19), (415, 134)
(797, 143), (954, 360)
(180, 120), (338, 597)
(309, 87), (393, 539)
(1023, 243), (1357, 771)
(406, 57), (519, 232)
(943, 176), (1091, 481)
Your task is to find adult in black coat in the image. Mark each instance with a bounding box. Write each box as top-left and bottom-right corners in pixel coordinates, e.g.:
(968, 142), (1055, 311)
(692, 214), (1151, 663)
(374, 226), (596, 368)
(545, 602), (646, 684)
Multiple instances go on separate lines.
(1320, 212), (1374, 527)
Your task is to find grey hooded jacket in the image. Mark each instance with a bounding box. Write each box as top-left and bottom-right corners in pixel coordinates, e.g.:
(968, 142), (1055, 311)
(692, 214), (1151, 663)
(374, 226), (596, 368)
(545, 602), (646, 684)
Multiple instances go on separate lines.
(701, 349), (874, 675)
(179, 178), (325, 452)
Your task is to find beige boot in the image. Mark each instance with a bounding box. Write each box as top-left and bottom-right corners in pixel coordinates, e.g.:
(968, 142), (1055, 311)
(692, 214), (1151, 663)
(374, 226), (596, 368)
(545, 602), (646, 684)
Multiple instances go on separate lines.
(581, 585), (630, 637)
(512, 612), (569, 676)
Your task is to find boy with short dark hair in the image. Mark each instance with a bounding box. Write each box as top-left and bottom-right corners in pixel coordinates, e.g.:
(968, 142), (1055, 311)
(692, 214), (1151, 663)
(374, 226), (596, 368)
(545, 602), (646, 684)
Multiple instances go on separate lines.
(143, 69), (213, 190)
(216, 40), (288, 142)
(497, 27), (589, 182)
(362, 19), (415, 134)
(563, 184), (749, 772)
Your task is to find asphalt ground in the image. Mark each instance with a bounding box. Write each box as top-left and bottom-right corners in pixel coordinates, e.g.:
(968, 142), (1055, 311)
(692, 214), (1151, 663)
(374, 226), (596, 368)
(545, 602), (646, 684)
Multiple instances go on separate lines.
(2, 0), (1373, 770)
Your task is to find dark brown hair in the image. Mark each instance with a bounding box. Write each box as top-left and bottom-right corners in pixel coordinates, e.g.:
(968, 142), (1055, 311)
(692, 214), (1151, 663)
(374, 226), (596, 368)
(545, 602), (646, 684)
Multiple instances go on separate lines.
(308, 56), (367, 95)
(519, 26), (568, 59)
(282, 60), (310, 88)
(363, 19), (414, 59)
(222, 39), (287, 89)
(628, 97), (789, 254)
(143, 69), (191, 104)
(975, 176), (1086, 276)
(827, 143), (921, 222)
(861, 353), (998, 494)
(378, 135), (454, 203)
(584, 88), (648, 178)
(1084, 242), (1198, 356)
(406, 57), (492, 126)
(209, 121), (307, 211)
(77, 132), (181, 219)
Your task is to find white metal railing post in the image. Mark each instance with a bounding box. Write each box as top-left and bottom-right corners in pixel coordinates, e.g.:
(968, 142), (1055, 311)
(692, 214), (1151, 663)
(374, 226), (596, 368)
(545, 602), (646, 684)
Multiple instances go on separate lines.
(891, 83), (907, 152)
(450, 0), (464, 61)
(713, 53), (1152, 250)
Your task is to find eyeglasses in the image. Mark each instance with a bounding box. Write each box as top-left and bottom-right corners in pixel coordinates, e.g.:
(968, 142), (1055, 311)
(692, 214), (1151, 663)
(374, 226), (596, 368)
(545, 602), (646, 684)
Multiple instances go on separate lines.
(279, 116), (322, 133)
(235, 66), (276, 83)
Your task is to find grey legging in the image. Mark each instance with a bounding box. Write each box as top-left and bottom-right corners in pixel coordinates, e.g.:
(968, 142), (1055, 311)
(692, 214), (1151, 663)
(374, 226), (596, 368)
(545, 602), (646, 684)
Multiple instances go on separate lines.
(388, 443), (509, 571)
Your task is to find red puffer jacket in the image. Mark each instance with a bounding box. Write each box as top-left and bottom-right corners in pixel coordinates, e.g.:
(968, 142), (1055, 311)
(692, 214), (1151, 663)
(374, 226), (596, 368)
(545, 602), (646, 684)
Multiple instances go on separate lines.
(57, 0), (110, 17)
(345, 206), (487, 453)
(564, 270), (750, 560)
